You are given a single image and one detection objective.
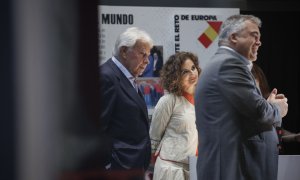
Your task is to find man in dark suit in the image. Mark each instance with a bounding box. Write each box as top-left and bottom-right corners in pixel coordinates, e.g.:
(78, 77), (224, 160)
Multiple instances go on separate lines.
(195, 15), (288, 180)
(100, 27), (153, 179)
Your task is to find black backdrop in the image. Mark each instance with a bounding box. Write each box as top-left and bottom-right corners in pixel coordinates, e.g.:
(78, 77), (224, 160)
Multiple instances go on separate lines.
(242, 11), (300, 154)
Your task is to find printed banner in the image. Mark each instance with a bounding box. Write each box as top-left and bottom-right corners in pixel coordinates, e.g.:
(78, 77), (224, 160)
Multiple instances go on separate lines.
(98, 6), (239, 111)
(98, 5), (239, 67)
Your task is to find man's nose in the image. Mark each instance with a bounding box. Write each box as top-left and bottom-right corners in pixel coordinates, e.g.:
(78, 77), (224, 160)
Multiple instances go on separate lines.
(256, 39), (262, 46)
(144, 56), (150, 64)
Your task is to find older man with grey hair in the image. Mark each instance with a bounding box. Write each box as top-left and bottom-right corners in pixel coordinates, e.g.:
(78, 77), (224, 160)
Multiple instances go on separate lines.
(100, 27), (153, 179)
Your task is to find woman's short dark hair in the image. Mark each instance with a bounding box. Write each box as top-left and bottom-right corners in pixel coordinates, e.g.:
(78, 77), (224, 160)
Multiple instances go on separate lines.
(251, 63), (270, 99)
(160, 51), (201, 96)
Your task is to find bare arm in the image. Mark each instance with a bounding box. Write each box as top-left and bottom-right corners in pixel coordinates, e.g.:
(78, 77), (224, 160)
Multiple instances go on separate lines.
(282, 129), (300, 142)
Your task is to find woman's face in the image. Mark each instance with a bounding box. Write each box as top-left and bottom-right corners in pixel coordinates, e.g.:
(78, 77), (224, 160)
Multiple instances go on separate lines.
(180, 59), (199, 94)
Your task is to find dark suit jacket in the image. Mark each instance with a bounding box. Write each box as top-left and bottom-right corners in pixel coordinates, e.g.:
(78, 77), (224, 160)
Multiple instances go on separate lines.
(100, 59), (151, 171)
(195, 48), (281, 180)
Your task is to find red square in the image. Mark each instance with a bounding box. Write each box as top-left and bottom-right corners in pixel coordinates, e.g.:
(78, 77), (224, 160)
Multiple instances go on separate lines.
(198, 33), (212, 48)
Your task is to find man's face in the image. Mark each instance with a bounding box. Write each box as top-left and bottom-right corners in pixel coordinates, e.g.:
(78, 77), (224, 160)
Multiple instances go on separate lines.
(122, 41), (151, 77)
(233, 20), (262, 61)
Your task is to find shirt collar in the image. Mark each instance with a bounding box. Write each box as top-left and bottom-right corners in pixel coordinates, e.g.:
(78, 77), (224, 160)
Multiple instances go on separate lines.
(112, 56), (134, 79)
(219, 46), (252, 68)
(112, 56), (136, 87)
(247, 62), (253, 71)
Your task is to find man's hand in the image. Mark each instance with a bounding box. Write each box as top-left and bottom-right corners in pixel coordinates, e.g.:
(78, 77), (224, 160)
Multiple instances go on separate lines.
(145, 170), (153, 180)
(267, 88), (288, 117)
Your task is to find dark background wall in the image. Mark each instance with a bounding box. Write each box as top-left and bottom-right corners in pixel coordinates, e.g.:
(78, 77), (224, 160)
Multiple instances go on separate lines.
(1, 0), (15, 180)
(248, 11), (300, 154)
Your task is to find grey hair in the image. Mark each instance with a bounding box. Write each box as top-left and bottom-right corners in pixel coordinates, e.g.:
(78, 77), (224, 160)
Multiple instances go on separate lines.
(112, 27), (154, 57)
(218, 14), (262, 45)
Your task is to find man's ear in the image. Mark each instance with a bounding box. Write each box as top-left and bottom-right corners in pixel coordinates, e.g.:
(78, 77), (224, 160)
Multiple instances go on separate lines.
(120, 46), (128, 59)
(229, 33), (238, 44)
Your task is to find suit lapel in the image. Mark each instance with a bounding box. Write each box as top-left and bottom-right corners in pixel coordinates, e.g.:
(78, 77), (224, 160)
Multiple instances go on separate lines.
(138, 88), (145, 99)
(218, 48), (263, 97)
(108, 60), (149, 121)
(120, 82), (148, 119)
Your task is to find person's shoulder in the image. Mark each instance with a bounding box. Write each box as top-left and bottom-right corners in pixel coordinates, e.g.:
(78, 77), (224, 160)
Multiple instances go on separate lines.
(157, 93), (178, 105)
(161, 93), (176, 99)
(100, 59), (115, 74)
(154, 93), (177, 111)
(213, 49), (246, 71)
(100, 60), (119, 82)
(100, 59), (112, 68)
(214, 48), (242, 63)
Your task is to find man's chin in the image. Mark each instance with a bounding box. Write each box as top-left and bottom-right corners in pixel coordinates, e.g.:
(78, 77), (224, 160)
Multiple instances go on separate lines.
(139, 69), (147, 75)
(249, 55), (257, 61)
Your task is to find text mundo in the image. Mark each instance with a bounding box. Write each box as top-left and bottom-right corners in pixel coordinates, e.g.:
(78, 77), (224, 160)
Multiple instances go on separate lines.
(102, 14), (134, 24)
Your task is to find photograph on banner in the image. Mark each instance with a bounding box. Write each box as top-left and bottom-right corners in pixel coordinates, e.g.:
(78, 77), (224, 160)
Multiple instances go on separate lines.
(136, 77), (163, 111)
(139, 45), (163, 78)
(137, 45), (164, 113)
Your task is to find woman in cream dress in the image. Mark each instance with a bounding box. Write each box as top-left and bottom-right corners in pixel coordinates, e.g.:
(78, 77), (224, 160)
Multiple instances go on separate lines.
(149, 52), (201, 180)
